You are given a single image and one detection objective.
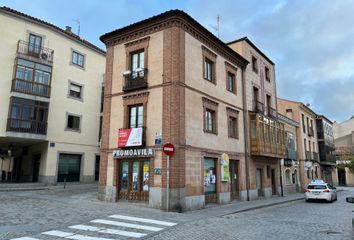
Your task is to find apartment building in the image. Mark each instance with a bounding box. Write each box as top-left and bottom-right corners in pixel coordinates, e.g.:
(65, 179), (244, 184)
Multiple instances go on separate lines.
(99, 10), (248, 211)
(228, 38), (286, 200)
(278, 113), (300, 194)
(333, 117), (354, 186)
(277, 98), (320, 190)
(316, 115), (336, 185)
(0, 7), (105, 183)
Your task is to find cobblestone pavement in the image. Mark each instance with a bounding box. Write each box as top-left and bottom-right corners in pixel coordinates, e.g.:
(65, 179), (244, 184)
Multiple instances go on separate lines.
(1, 184), (353, 240)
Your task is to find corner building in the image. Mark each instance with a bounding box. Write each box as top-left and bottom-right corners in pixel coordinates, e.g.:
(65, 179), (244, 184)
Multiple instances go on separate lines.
(99, 10), (248, 211)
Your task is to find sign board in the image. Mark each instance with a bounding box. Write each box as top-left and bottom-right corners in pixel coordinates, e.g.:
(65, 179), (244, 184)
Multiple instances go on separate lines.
(118, 128), (142, 147)
(113, 148), (155, 158)
(221, 153), (230, 182)
(163, 143), (175, 156)
(154, 168), (162, 175)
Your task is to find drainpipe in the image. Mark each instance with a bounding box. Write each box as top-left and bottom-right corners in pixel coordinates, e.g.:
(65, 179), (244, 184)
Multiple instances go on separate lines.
(241, 66), (250, 201)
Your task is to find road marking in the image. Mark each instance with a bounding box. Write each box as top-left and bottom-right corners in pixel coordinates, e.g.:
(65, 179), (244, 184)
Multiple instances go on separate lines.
(11, 238), (40, 240)
(109, 214), (177, 226)
(42, 230), (114, 240)
(91, 219), (163, 231)
(42, 230), (74, 237)
(69, 224), (146, 238)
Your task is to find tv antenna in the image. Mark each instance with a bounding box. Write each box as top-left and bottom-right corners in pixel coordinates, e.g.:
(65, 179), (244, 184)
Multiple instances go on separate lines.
(73, 19), (80, 36)
(209, 15), (220, 38)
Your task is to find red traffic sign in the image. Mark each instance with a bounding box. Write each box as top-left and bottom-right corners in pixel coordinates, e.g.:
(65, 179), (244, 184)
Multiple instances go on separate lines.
(163, 143), (175, 156)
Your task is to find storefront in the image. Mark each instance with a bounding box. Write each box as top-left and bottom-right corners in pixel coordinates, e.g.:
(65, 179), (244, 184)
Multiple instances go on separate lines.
(113, 148), (154, 202)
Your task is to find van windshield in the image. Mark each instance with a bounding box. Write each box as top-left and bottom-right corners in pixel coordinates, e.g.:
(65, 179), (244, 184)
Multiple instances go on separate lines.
(307, 185), (327, 189)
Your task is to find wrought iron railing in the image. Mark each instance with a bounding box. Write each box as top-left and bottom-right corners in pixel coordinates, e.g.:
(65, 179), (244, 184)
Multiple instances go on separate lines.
(268, 106), (278, 119)
(253, 100), (264, 113)
(12, 78), (51, 98)
(7, 118), (47, 135)
(307, 126), (314, 137)
(17, 40), (54, 63)
(123, 69), (148, 91)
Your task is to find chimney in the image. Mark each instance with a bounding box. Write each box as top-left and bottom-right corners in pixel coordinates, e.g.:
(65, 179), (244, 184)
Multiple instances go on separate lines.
(65, 26), (72, 33)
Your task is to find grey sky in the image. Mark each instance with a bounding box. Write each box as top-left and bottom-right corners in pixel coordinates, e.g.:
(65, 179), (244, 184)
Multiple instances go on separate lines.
(2, 0), (353, 123)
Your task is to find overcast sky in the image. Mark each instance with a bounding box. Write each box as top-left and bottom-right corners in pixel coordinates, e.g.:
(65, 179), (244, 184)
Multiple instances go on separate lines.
(2, 0), (354, 123)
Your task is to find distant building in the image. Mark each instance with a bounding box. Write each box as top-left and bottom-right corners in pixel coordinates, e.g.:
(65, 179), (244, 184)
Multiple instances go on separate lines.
(278, 113), (300, 194)
(316, 115), (336, 185)
(277, 99), (320, 191)
(0, 7), (105, 183)
(333, 116), (354, 186)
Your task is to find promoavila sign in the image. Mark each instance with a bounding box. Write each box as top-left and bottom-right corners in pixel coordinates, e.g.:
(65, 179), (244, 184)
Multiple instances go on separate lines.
(113, 148), (155, 158)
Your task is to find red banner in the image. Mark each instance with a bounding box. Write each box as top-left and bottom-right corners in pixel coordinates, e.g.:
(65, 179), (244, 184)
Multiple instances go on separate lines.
(118, 128), (143, 147)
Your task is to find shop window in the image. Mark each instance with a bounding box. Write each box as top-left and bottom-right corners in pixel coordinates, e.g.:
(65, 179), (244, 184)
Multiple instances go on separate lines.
(132, 161), (139, 191)
(57, 153), (81, 182)
(285, 169), (292, 185)
(120, 161), (129, 190)
(204, 158), (216, 194)
(142, 160), (150, 192)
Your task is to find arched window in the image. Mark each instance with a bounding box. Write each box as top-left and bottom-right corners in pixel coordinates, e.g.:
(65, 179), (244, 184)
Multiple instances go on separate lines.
(285, 169), (292, 185)
(293, 170), (298, 184)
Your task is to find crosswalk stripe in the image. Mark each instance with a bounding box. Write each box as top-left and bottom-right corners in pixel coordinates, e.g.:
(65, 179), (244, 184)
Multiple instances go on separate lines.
(109, 215), (177, 226)
(42, 230), (114, 240)
(91, 219), (163, 232)
(11, 238), (40, 240)
(69, 224), (147, 238)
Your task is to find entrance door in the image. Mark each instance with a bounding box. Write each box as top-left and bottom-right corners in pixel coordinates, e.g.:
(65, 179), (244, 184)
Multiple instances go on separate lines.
(204, 158), (217, 204)
(118, 159), (150, 201)
(271, 168), (276, 195)
(229, 160), (239, 200)
(338, 168), (346, 186)
(95, 155), (100, 181)
(32, 154), (41, 182)
(256, 168), (263, 197)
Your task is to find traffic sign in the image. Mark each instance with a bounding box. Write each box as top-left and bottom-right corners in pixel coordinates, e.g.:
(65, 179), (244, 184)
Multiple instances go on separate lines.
(163, 143), (175, 156)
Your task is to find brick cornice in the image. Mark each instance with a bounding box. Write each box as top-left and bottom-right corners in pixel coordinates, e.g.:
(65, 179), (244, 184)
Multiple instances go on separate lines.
(101, 11), (248, 68)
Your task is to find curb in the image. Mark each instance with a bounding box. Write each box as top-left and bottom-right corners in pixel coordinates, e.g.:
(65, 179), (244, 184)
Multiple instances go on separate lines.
(0, 187), (50, 192)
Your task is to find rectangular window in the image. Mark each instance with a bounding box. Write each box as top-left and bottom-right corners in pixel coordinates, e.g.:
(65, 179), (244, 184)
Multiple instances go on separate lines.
(227, 72), (236, 93)
(205, 109), (215, 133)
(57, 154), (81, 182)
(130, 50), (145, 79)
(204, 58), (214, 81)
(28, 33), (42, 55)
(228, 116), (238, 138)
(72, 51), (85, 67)
(265, 66), (270, 81)
(69, 83), (82, 99)
(252, 56), (258, 73)
(129, 105), (144, 128)
(302, 114), (306, 133)
(67, 114), (81, 131)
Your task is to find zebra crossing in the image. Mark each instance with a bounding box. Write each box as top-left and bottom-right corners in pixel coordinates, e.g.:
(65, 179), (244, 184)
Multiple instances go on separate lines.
(12, 214), (177, 240)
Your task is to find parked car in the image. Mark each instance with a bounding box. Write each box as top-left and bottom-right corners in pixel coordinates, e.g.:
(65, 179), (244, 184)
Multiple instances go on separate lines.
(305, 180), (337, 202)
(346, 197), (354, 229)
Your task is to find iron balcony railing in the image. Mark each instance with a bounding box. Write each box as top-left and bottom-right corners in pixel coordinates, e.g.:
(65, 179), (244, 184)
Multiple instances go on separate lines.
(287, 148), (298, 160)
(312, 152), (319, 161)
(268, 106), (278, 119)
(307, 126), (314, 137)
(123, 69), (148, 92)
(6, 118), (47, 135)
(253, 100), (264, 113)
(12, 78), (51, 98)
(17, 40), (54, 63)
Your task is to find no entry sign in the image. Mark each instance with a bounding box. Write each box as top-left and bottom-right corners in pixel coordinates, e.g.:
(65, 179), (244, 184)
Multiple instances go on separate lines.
(163, 143), (175, 156)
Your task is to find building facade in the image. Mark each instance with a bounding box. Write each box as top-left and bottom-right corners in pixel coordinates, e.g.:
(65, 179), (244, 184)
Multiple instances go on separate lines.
(278, 113), (300, 194)
(333, 117), (354, 186)
(0, 7), (105, 184)
(277, 98), (320, 191)
(228, 38), (286, 200)
(99, 10), (249, 211)
(316, 115), (336, 185)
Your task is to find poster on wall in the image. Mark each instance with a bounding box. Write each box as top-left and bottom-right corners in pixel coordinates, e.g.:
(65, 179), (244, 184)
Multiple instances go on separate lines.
(118, 128), (142, 147)
(221, 153), (230, 182)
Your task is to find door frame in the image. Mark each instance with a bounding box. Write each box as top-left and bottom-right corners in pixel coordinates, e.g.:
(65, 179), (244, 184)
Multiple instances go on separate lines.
(229, 160), (239, 200)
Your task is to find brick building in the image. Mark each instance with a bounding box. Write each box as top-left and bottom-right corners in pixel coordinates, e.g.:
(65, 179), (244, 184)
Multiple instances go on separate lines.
(99, 10), (249, 211)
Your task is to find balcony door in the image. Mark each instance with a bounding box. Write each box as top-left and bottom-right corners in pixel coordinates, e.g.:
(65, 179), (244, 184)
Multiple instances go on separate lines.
(118, 159), (150, 201)
(28, 33), (42, 55)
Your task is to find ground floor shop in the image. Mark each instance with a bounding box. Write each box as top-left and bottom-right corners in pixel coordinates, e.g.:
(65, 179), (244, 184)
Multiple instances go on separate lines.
(0, 137), (99, 184)
(99, 147), (247, 211)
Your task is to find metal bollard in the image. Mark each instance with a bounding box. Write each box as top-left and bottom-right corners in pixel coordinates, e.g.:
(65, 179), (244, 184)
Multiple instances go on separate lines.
(64, 178), (66, 189)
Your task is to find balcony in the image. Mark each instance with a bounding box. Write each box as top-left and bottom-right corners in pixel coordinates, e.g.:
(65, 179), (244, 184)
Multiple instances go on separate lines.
(253, 100), (264, 113)
(267, 106), (278, 119)
(312, 152), (319, 161)
(17, 40), (54, 63)
(305, 151), (319, 161)
(307, 126), (314, 137)
(7, 118), (47, 135)
(12, 79), (50, 98)
(249, 113), (286, 158)
(123, 69), (148, 92)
